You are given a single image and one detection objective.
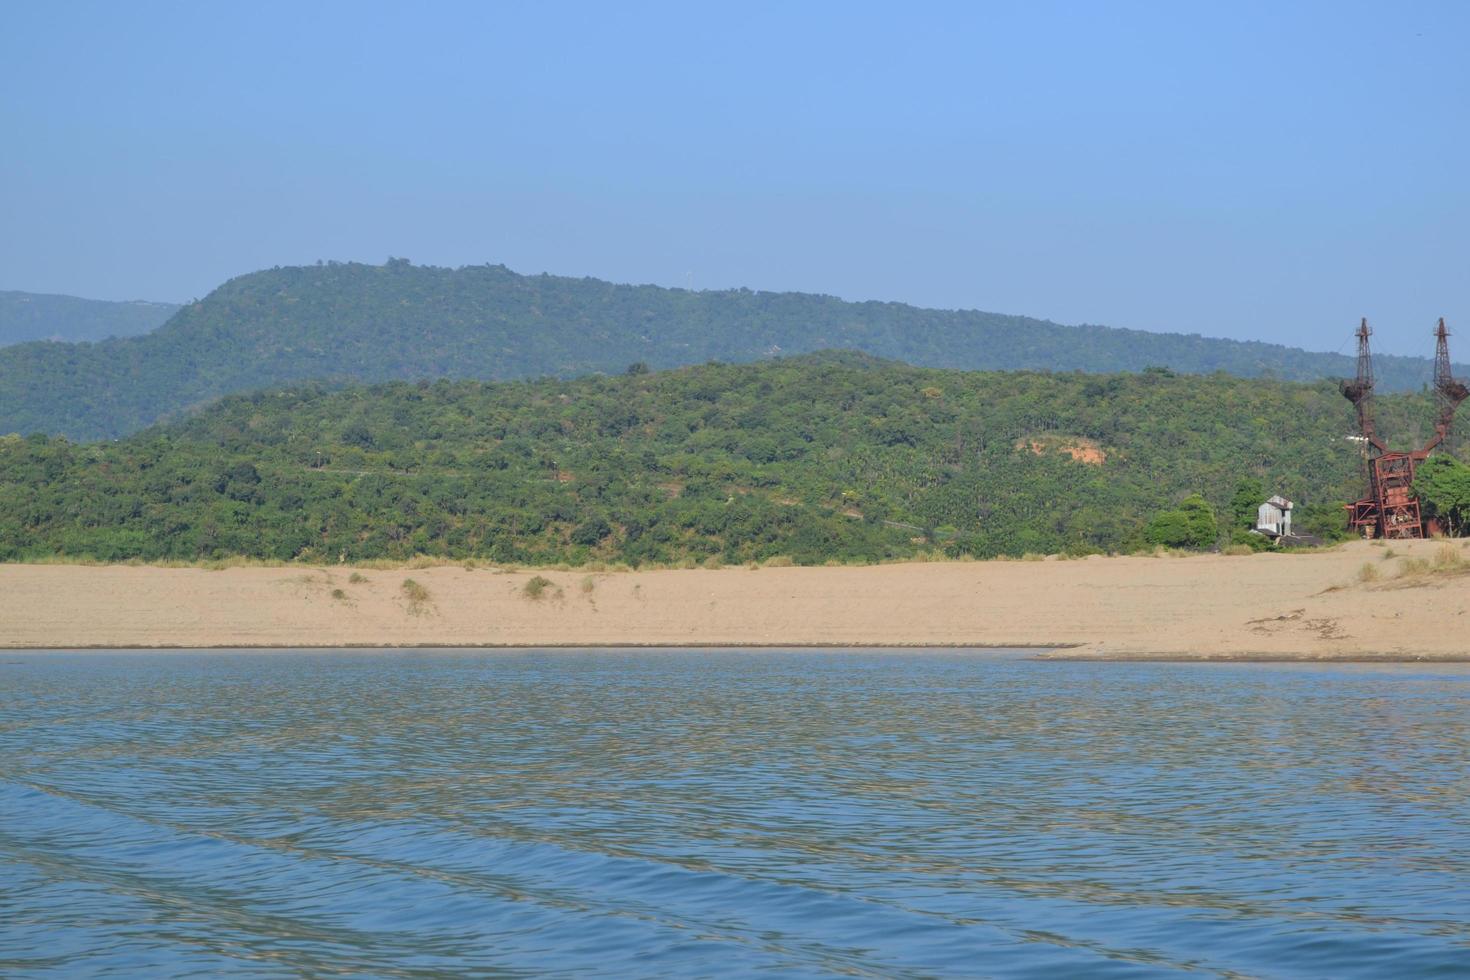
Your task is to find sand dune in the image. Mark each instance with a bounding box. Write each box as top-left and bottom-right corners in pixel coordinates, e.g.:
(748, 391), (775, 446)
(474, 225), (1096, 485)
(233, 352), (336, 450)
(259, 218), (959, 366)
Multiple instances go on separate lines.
(2, 539), (1467, 658)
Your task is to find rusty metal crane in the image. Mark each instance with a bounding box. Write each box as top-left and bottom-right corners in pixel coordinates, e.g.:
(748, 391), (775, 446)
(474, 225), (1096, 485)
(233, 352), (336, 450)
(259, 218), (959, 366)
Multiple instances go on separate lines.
(1428, 318), (1470, 453)
(1342, 318), (1467, 538)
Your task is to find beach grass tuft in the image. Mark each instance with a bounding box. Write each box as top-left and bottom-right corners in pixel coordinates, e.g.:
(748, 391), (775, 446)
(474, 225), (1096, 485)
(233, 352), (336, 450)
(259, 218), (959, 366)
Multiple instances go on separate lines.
(523, 575), (560, 600)
(1396, 557), (1430, 579)
(1433, 543), (1467, 572)
(1383, 549), (1468, 586)
(401, 578), (433, 614)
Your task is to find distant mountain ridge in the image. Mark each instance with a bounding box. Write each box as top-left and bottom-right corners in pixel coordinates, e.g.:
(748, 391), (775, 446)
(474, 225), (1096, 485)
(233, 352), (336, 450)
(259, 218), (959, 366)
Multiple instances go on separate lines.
(0, 260), (1459, 440)
(0, 290), (179, 346)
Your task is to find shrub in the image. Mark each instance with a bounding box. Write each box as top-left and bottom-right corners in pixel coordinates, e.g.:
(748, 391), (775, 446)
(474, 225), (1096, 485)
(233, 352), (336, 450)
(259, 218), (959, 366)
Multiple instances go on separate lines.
(1227, 529), (1271, 552)
(570, 516), (613, 546)
(401, 578), (432, 614)
(524, 575), (556, 600)
(348, 572), (368, 584)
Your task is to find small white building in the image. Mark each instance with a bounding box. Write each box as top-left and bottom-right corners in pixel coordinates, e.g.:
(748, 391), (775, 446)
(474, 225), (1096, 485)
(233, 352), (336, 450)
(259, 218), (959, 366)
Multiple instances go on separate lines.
(1256, 495), (1293, 537)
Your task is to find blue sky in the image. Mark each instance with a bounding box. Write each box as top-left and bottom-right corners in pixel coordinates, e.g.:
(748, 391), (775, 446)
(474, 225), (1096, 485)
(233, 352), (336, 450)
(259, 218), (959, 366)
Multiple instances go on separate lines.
(2, 1), (1466, 355)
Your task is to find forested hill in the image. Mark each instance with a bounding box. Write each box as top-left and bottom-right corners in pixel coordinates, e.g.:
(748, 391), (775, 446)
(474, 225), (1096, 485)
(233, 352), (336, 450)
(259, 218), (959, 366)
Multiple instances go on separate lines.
(1, 261), (1459, 440)
(0, 290), (179, 347)
(4, 354), (1462, 565)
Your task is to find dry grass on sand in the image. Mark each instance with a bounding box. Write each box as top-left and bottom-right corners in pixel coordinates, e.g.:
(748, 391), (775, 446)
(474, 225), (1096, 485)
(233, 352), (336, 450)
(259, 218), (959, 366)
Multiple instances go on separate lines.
(2, 539), (1467, 659)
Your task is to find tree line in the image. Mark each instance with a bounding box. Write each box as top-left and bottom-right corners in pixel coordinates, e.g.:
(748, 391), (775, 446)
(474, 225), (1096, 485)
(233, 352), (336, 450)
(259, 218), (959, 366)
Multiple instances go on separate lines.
(4, 354), (1466, 566)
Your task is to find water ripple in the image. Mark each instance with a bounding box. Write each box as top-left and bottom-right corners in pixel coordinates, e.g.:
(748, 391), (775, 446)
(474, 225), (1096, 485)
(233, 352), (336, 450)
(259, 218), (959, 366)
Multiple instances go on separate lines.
(2, 650), (1470, 977)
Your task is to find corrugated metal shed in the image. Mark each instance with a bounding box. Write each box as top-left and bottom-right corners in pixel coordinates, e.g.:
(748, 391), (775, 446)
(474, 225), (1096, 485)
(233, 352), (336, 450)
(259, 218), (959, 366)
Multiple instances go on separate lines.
(1256, 495), (1293, 537)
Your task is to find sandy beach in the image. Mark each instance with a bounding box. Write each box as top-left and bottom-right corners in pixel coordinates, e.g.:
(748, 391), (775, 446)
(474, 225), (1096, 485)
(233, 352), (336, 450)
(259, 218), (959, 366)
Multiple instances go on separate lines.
(2, 539), (1467, 658)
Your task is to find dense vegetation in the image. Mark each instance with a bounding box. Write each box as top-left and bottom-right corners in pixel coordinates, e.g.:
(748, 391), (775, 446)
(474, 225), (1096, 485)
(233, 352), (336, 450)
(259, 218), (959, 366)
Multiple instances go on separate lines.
(1415, 455), (1470, 537)
(2, 261), (1458, 440)
(0, 290), (178, 347)
(4, 354), (1464, 566)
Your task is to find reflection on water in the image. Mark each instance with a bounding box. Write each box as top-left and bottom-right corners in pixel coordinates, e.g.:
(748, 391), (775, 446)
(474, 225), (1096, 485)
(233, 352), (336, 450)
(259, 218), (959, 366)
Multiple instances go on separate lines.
(2, 650), (1469, 977)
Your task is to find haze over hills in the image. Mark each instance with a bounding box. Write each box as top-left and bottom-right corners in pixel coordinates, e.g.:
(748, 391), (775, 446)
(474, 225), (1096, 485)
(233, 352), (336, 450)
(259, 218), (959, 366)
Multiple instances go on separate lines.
(0, 290), (179, 347)
(0, 260), (1461, 441)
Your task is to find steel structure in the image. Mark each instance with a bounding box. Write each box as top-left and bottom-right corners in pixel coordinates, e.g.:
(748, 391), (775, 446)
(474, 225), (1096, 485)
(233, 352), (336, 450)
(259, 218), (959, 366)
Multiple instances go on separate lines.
(1342, 318), (1468, 538)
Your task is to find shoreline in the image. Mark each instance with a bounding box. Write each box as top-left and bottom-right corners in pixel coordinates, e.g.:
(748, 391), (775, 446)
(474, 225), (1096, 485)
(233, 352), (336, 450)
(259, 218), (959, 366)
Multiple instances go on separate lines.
(3, 539), (1466, 660)
(10, 652), (1470, 665)
(10, 647), (1468, 663)
(4, 642), (1067, 652)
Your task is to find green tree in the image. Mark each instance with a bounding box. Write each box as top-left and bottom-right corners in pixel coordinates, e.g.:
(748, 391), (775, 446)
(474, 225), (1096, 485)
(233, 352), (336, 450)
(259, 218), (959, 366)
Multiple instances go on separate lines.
(1415, 455), (1470, 536)
(1228, 477), (1264, 530)
(1179, 494), (1219, 547)
(1146, 493), (1218, 550)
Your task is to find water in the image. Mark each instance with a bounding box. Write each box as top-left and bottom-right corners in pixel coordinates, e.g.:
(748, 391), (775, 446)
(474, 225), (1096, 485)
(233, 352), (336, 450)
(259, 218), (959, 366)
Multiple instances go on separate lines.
(2, 650), (1469, 978)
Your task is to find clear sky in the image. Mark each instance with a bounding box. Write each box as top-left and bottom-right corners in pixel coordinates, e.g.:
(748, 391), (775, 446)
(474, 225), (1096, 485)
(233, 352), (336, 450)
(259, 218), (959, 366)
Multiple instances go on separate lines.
(3, 1), (1466, 356)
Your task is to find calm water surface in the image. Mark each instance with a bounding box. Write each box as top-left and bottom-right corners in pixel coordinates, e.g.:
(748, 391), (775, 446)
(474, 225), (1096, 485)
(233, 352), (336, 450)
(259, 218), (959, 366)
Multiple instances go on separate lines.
(2, 650), (1469, 978)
